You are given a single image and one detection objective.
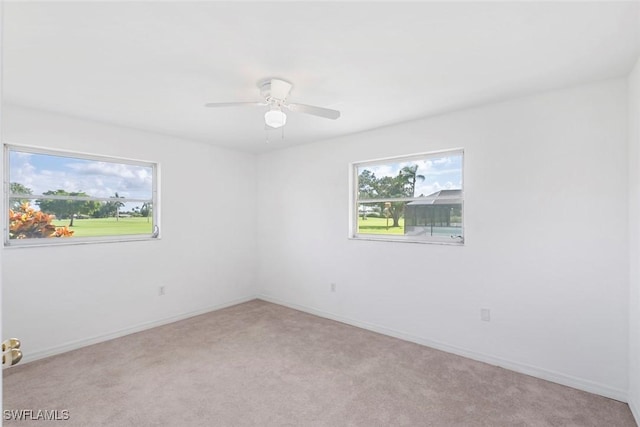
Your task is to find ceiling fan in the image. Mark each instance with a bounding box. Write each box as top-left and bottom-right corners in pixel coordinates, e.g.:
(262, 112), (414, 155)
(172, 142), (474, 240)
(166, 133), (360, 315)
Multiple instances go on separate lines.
(204, 78), (340, 130)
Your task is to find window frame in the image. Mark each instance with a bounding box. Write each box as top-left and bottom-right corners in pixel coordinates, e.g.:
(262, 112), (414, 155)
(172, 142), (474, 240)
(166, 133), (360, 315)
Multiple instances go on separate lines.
(3, 143), (160, 248)
(349, 148), (464, 245)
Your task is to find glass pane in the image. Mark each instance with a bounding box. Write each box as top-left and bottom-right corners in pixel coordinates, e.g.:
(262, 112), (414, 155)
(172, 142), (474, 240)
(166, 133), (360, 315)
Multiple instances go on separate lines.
(357, 201), (408, 235)
(357, 153), (463, 200)
(8, 148), (155, 242)
(9, 197), (153, 240)
(9, 150), (152, 200)
(357, 200), (463, 239)
(404, 201), (463, 238)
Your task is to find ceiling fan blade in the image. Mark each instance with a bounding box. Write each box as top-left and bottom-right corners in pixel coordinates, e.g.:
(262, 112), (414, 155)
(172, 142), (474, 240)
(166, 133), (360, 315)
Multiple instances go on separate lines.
(285, 103), (341, 120)
(270, 79), (293, 101)
(204, 102), (266, 108)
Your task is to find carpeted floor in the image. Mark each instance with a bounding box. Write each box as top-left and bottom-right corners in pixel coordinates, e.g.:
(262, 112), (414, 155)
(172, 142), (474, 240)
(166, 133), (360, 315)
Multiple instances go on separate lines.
(3, 300), (636, 426)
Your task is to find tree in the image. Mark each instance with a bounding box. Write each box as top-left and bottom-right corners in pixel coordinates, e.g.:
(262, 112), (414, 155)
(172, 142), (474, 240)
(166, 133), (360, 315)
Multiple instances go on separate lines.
(357, 170), (378, 219)
(9, 183), (33, 210)
(357, 170), (378, 199)
(36, 190), (100, 227)
(140, 202), (152, 222)
(358, 169), (406, 227)
(95, 202), (117, 218)
(398, 165), (425, 197)
(375, 176), (405, 227)
(357, 164), (425, 228)
(111, 192), (125, 221)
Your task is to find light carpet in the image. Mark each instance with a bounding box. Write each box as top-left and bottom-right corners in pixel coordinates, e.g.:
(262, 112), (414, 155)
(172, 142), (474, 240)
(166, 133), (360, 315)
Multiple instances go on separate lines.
(3, 300), (636, 426)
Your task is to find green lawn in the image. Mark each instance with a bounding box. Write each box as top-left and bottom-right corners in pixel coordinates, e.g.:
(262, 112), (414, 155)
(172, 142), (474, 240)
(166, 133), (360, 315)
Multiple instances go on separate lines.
(357, 217), (405, 235)
(52, 217), (153, 237)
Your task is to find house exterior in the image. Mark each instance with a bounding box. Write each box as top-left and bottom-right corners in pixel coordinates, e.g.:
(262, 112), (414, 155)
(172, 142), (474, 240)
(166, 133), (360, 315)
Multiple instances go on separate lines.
(404, 189), (462, 236)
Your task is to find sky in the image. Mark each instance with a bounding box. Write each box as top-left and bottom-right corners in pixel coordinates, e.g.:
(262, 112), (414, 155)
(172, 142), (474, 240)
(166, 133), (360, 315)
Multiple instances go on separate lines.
(358, 153), (462, 198)
(9, 150), (153, 210)
(10, 150), (460, 211)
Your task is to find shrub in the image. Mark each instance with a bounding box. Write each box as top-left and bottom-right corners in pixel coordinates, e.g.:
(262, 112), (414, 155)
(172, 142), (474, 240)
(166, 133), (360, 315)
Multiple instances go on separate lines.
(9, 202), (74, 239)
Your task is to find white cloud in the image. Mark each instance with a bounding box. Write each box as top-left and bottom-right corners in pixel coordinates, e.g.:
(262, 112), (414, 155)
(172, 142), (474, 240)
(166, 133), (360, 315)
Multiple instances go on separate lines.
(9, 152), (152, 200)
(433, 157), (452, 166)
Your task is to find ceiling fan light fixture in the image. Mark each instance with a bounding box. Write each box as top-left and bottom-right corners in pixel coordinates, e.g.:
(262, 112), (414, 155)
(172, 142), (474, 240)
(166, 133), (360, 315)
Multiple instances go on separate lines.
(265, 108), (287, 128)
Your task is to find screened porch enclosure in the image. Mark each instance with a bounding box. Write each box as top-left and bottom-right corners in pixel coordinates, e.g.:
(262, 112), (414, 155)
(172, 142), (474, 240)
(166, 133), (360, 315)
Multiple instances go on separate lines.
(403, 189), (462, 237)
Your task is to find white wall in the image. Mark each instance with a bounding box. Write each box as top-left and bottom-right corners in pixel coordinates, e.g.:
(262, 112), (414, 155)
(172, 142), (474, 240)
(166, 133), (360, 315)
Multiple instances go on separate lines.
(257, 79), (629, 400)
(1, 78), (634, 407)
(1, 105), (257, 362)
(628, 56), (640, 420)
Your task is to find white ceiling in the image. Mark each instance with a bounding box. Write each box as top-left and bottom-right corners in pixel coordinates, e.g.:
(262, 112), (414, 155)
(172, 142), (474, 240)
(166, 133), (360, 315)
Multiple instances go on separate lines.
(3, 1), (639, 153)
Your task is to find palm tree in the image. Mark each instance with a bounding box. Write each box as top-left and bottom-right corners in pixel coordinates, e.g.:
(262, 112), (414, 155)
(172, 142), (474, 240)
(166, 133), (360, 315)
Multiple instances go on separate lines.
(141, 202), (152, 222)
(399, 165), (425, 197)
(111, 192), (125, 221)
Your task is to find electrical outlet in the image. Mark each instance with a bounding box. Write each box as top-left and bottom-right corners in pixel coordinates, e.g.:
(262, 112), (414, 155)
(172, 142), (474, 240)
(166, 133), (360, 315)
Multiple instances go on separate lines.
(159, 286), (166, 296)
(480, 308), (490, 322)
(330, 283), (336, 292)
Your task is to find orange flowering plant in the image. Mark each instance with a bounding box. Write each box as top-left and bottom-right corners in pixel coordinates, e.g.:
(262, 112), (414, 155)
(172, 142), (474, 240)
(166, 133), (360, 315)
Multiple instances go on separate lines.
(9, 202), (74, 239)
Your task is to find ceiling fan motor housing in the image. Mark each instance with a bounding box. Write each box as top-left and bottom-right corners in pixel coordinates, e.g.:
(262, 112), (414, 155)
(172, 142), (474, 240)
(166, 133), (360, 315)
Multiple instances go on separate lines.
(259, 78), (292, 104)
(259, 81), (273, 99)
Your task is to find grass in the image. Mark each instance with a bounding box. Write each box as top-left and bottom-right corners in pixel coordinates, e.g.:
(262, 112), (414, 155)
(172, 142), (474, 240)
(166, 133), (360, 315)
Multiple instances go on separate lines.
(52, 217), (153, 237)
(357, 216), (405, 235)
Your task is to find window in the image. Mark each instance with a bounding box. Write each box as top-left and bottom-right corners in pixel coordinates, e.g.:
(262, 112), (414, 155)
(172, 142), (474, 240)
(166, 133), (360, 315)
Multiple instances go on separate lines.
(351, 149), (463, 244)
(4, 145), (158, 246)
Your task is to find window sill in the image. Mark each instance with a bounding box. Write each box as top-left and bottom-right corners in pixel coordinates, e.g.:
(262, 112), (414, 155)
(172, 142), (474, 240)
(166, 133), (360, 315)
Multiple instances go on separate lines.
(4, 235), (161, 249)
(349, 235), (464, 245)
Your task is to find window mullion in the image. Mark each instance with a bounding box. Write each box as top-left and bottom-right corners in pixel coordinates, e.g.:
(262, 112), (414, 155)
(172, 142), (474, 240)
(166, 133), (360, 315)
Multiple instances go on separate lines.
(357, 197), (419, 204)
(10, 194), (152, 203)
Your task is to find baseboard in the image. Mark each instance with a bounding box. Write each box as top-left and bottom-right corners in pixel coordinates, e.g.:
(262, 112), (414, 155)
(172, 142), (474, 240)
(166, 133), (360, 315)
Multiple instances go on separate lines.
(258, 294), (628, 403)
(20, 295), (258, 364)
(630, 396), (639, 426)
(15, 293), (630, 404)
